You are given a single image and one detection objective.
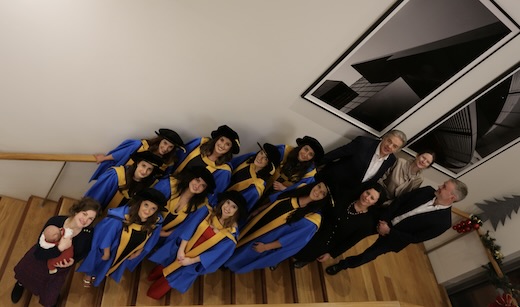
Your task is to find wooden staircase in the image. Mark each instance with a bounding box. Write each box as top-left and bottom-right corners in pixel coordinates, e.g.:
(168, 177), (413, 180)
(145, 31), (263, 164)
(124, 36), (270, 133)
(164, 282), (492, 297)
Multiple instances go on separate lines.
(0, 195), (450, 307)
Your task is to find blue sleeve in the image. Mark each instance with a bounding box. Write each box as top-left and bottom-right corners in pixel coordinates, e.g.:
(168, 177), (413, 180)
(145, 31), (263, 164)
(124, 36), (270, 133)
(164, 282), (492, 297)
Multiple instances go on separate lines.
(84, 169), (119, 209)
(268, 175), (315, 203)
(148, 207), (209, 265)
(172, 206), (209, 242)
(94, 216), (123, 250)
(277, 219), (319, 255)
(173, 137), (203, 170)
(240, 186), (262, 212)
(154, 177), (172, 199)
(276, 144), (287, 164)
(199, 238), (237, 272)
(109, 139), (143, 162)
(208, 168), (232, 206)
(90, 139), (142, 181)
(230, 152), (255, 169)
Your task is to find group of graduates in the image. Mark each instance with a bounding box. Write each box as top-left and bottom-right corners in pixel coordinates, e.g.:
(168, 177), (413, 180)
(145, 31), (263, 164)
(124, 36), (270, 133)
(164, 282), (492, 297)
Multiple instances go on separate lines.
(12, 125), (469, 306)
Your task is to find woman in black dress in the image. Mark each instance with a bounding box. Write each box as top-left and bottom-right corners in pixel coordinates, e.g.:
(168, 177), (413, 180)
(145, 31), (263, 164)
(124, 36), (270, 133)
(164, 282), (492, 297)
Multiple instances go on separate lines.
(292, 182), (386, 268)
(12, 197), (101, 307)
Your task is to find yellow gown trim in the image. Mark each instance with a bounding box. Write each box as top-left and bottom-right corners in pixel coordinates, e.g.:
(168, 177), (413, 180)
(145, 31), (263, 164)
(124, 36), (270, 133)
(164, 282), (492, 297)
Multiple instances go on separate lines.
(162, 214), (236, 277)
(237, 198), (297, 247)
(237, 197), (321, 248)
(227, 162), (265, 196)
(107, 217), (155, 275)
(105, 166), (130, 211)
(174, 138), (231, 175)
(125, 140), (150, 166)
(161, 178), (208, 231)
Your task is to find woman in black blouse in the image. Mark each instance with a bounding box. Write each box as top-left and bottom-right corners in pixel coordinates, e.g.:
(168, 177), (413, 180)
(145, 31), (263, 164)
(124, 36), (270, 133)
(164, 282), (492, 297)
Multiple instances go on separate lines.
(12, 197), (101, 307)
(292, 182), (386, 269)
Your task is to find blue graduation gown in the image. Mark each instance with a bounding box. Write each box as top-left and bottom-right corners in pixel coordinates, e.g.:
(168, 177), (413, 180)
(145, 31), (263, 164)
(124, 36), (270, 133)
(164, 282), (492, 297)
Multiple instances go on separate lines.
(84, 167), (121, 210)
(76, 206), (163, 286)
(266, 144), (317, 203)
(171, 137), (232, 206)
(153, 176), (210, 233)
(153, 176), (173, 199)
(224, 197), (321, 274)
(148, 206), (237, 293)
(228, 152), (266, 212)
(90, 139), (144, 181)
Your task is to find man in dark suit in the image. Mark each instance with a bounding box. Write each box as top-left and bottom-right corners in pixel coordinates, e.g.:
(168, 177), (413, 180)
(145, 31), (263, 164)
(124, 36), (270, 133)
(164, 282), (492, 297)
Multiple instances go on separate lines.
(325, 178), (468, 275)
(316, 130), (407, 199)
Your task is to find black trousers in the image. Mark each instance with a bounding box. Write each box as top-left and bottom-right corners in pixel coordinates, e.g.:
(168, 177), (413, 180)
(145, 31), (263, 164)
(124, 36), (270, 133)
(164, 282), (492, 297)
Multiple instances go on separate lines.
(336, 235), (404, 269)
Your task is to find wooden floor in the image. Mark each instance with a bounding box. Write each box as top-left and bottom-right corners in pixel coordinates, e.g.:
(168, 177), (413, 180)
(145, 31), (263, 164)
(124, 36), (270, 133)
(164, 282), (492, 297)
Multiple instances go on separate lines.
(0, 195), (452, 307)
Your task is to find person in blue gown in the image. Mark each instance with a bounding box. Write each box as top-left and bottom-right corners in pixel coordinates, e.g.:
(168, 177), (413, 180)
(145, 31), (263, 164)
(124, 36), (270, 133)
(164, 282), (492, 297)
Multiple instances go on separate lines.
(153, 166), (216, 239)
(90, 128), (185, 181)
(170, 125), (240, 205)
(146, 191), (247, 299)
(77, 188), (166, 287)
(227, 142), (281, 212)
(84, 151), (163, 212)
(224, 181), (331, 274)
(292, 182), (386, 268)
(259, 136), (324, 205)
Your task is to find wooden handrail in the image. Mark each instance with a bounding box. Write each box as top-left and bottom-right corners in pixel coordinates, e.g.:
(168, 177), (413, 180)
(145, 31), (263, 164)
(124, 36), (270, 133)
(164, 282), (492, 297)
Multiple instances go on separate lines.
(451, 206), (471, 219)
(0, 152), (96, 163)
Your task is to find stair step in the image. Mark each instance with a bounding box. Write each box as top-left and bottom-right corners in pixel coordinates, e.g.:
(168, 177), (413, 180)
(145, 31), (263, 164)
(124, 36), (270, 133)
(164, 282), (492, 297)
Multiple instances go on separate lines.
(0, 196), (58, 307)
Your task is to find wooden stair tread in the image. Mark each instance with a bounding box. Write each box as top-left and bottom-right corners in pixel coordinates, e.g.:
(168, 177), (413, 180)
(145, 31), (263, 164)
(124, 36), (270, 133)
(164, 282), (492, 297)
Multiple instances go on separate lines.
(0, 196), (58, 307)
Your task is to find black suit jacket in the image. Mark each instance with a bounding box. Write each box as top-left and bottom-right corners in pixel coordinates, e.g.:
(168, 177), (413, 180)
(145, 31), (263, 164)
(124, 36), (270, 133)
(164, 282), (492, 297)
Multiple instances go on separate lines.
(380, 186), (452, 252)
(317, 136), (396, 195)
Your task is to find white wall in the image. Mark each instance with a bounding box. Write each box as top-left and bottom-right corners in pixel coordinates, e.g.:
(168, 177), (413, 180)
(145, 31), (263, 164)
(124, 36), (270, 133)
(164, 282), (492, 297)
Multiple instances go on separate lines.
(1, 0), (520, 288)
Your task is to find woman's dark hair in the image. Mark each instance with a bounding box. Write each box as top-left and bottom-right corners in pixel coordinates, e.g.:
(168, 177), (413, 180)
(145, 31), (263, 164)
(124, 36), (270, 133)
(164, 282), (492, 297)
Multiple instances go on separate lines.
(357, 181), (387, 207)
(172, 170), (210, 214)
(123, 198), (159, 234)
(200, 137), (233, 165)
(280, 145), (314, 184)
(416, 149), (436, 168)
(69, 197), (101, 217)
(277, 181), (331, 225)
(209, 198), (241, 228)
(147, 135), (178, 165)
(246, 153), (273, 181)
(121, 163), (157, 197)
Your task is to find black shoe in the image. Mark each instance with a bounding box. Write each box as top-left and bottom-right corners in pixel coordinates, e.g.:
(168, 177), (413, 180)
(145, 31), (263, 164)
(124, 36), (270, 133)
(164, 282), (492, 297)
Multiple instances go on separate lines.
(325, 264), (343, 275)
(269, 264), (278, 271)
(11, 282), (24, 303)
(292, 261), (309, 269)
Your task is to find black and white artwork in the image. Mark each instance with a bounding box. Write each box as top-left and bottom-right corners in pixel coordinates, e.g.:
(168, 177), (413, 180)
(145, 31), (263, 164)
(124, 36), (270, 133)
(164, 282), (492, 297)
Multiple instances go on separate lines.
(407, 63), (520, 178)
(302, 0), (519, 136)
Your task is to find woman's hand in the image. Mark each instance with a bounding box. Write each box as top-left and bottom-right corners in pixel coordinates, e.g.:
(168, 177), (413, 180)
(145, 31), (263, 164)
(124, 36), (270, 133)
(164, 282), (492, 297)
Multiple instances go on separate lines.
(128, 249), (142, 260)
(377, 220), (391, 236)
(272, 181), (287, 192)
(317, 253), (331, 262)
(252, 242), (267, 253)
(54, 258), (75, 268)
(177, 240), (188, 261)
(160, 229), (173, 237)
(178, 257), (194, 266)
(178, 256), (200, 266)
(57, 236), (72, 252)
(93, 154), (106, 164)
(177, 249), (186, 261)
(101, 248), (110, 261)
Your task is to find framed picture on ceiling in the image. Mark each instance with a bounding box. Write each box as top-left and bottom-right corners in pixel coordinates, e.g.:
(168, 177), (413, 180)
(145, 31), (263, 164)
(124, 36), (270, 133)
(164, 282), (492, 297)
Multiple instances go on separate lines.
(302, 0), (519, 136)
(405, 62), (520, 178)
